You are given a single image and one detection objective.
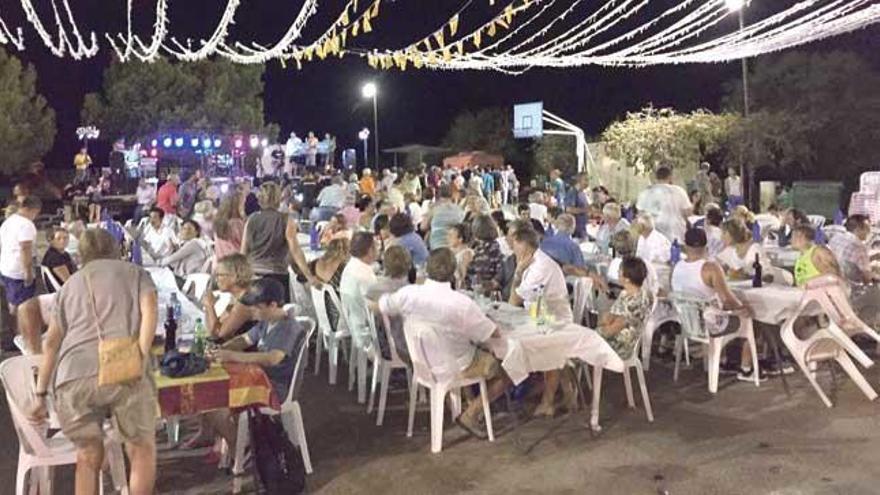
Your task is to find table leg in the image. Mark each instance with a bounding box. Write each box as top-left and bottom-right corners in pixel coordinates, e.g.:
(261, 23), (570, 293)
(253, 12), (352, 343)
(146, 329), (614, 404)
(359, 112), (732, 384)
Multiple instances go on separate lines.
(590, 365), (603, 433)
(765, 326), (791, 396)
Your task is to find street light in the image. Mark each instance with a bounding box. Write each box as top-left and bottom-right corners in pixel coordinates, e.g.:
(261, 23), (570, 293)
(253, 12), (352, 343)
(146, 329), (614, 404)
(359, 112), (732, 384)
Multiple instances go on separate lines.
(727, 0), (751, 207)
(361, 82), (379, 170)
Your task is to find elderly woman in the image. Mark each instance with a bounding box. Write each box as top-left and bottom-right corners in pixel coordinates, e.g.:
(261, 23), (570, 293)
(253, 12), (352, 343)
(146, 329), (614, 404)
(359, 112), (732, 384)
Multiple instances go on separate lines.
(31, 229), (158, 495)
(242, 181), (318, 299)
(202, 253), (258, 340)
(594, 202), (630, 255)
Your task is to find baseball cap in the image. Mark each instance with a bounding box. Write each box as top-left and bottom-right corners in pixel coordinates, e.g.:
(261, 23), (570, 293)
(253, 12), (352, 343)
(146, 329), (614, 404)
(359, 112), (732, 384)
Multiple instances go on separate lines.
(239, 278), (286, 306)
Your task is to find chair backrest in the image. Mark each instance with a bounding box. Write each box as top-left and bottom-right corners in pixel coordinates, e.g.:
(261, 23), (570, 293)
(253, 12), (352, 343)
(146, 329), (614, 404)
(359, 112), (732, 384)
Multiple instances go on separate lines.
(309, 286), (334, 339)
(0, 356), (54, 457)
(282, 315), (316, 403)
(669, 292), (713, 341)
(41, 265), (63, 292)
(808, 215), (826, 229)
(571, 277), (595, 327)
(804, 275), (864, 327)
(402, 319), (440, 385)
(182, 273), (212, 301)
(213, 291), (234, 316)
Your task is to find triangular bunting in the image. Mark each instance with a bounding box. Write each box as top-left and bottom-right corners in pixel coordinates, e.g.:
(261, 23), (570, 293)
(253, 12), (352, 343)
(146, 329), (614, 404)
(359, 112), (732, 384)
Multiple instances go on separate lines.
(449, 14), (460, 37)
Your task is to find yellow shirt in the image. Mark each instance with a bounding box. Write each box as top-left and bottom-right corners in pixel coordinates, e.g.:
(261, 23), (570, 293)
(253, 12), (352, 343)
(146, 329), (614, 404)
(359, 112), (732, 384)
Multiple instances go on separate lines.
(74, 152), (91, 170)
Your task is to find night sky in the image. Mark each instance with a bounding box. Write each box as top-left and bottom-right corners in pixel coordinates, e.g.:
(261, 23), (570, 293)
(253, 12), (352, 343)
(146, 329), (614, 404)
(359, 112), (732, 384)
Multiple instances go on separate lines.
(4, 0), (878, 169)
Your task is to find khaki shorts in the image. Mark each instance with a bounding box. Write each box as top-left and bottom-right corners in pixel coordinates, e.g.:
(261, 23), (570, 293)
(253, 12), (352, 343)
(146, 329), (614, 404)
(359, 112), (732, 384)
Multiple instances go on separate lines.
(461, 349), (502, 380)
(54, 375), (157, 446)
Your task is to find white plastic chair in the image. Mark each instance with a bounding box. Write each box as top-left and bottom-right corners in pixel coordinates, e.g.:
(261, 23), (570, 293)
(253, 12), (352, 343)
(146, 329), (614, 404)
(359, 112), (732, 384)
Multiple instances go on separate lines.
(403, 320), (495, 453)
(181, 273), (212, 301)
(233, 316), (317, 474)
(669, 293), (760, 394)
(780, 275), (878, 407)
(571, 277), (595, 327)
(621, 336), (655, 422)
(341, 291), (380, 405)
(40, 266), (63, 293)
(0, 356), (129, 495)
(310, 286), (353, 386)
(641, 295), (679, 371)
(366, 311), (410, 426)
(807, 215), (827, 230)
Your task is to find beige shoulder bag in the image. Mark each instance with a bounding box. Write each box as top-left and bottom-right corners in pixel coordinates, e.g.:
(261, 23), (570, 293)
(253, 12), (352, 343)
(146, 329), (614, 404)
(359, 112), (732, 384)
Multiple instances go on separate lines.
(86, 274), (144, 386)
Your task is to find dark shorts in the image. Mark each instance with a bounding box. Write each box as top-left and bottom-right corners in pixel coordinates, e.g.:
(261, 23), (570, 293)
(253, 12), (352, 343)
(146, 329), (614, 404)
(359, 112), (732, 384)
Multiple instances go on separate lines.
(0, 275), (36, 306)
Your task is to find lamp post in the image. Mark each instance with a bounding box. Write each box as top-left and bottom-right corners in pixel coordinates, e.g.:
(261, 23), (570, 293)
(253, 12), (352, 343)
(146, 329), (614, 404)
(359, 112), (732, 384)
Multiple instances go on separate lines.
(358, 128), (371, 168)
(361, 82), (379, 170)
(726, 0), (751, 208)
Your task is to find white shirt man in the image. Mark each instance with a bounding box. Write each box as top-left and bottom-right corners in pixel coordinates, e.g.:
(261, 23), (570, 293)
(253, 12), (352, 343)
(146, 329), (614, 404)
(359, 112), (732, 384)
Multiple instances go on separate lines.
(636, 228), (672, 265)
(636, 167), (691, 242)
(515, 248), (573, 322)
(340, 233), (379, 348)
(141, 210), (178, 264)
(379, 278), (495, 382)
(0, 212), (37, 281)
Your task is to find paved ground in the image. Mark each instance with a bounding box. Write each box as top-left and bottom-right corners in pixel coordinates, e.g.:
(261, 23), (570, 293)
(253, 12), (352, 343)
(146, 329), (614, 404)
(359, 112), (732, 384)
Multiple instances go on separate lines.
(3, 348), (880, 495)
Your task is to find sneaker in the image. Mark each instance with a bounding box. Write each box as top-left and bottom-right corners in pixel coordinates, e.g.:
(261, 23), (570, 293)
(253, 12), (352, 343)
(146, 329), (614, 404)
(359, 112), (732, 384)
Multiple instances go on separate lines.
(759, 358), (796, 376)
(736, 367), (767, 382)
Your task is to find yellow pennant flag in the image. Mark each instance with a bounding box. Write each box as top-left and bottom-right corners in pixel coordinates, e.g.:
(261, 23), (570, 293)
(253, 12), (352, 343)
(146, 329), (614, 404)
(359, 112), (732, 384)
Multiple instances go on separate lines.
(505, 5), (514, 24)
(412, 53), (423, 68)
(368, 53), (378, 68)
(442, 47), (452, 62)
(449, 14), (460, 37)
(371, 0), (380, 18)
(363, 16), (372, 33)
(488, 21), (497, 37)
(352, 20), (360, 37)
(316, 45), (326, 60)
(422, 38), (432, 51)
(473, 28), (482, 48)
(433, 31), (445, 48)
(383, 54), (394, 69)
(340, 8), (350, 26)
(427, 51), (438, 65)
(497, 17), (509, 30)
(304, 46), (314, 61)
(341, 29), (348, 46)
(456, 40), (464, 55)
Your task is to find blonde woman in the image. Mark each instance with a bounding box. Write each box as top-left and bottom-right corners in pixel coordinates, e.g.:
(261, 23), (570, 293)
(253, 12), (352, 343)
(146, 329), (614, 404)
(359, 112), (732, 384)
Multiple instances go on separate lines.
(202, 253), (257, 340)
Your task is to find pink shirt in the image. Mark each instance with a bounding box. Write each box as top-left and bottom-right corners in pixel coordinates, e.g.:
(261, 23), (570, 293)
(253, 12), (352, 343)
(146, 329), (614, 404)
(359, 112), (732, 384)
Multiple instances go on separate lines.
(156, 182), (178, 215)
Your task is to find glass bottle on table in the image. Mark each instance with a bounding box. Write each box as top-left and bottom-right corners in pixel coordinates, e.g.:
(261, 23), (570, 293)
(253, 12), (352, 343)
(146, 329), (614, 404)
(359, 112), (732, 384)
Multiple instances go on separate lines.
(752, 253), (764, 288)
(170, 292), (182, 322)
(192, 318), (207, 357)
(163, 305), (178, 354)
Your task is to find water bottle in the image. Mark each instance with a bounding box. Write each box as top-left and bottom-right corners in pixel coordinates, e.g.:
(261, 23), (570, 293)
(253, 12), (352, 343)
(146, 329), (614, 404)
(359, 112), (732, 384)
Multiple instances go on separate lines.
(309, 223), (320, 251)
(192, 318), (206, 357)
(163, 305), (178, 354)
(752, 253), (763, 288)
(670, 240), (681, 265)
(531, 284), (547, 326)
(751, 222), (761, 242)
(170, 293), (182, 322)
(131, 238), (143, 266)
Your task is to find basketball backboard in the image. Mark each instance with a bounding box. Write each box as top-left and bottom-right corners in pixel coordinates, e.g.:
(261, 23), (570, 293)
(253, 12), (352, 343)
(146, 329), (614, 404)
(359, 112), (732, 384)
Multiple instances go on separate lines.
(513, 102), (544, 138)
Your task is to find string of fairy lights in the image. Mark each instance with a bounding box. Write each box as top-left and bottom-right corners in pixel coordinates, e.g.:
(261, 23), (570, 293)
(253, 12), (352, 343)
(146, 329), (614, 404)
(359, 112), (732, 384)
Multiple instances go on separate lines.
(0, 0), (876, 70)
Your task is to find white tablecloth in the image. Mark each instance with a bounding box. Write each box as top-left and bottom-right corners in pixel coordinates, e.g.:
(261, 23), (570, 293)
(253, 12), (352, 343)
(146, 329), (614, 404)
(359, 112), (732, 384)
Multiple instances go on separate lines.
(482, 302), (624, 385)
(764, 246), (799, 268)
(728, 280), (805, 325)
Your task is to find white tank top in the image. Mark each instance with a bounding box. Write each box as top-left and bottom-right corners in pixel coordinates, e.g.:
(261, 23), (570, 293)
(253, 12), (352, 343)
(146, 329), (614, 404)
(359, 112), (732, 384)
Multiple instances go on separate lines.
(671, 259), (716, 300)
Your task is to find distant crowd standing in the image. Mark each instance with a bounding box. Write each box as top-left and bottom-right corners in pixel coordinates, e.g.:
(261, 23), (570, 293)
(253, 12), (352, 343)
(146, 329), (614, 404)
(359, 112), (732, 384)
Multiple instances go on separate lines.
(2, 154), (879, 494)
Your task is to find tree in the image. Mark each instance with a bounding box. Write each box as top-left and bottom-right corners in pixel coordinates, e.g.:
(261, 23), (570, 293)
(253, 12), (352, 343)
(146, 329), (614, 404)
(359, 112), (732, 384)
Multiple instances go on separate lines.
(723, 51), (880, 186)
(601, 106), (738, 176)
(82, 57), (278, 142)
(532, 134), (577, 178)
(442, 107), (533, 178)
(0, 48), (56, 175)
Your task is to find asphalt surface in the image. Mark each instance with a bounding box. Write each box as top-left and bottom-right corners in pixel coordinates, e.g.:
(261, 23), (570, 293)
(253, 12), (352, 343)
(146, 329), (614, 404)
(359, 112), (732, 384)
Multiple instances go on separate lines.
(2, 346), (880, 495)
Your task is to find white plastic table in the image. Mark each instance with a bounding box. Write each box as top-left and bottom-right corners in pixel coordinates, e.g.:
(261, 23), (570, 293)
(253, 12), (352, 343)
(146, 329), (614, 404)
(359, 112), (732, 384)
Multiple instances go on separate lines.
(481, 301), (624, 431)
(728, 280), (806, 325)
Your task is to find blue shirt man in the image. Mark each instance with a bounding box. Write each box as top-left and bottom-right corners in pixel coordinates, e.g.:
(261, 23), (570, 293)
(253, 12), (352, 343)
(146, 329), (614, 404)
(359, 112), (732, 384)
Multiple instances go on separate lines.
(482, 170), (495, 200)
(540, 214), (586, 269)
